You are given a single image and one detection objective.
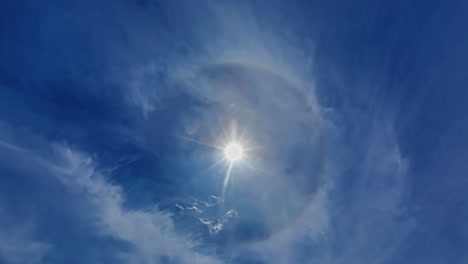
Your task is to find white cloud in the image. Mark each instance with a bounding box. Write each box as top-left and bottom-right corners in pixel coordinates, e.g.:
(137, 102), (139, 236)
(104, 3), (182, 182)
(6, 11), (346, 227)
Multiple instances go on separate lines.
(0, 132), (221, 264)
(199, 209), (239, 236)
(49, 146), (222, 264)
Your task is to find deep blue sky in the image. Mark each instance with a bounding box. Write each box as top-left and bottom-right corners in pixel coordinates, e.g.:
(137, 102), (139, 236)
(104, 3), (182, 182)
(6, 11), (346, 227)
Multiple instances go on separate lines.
(0, 1), (467, 263)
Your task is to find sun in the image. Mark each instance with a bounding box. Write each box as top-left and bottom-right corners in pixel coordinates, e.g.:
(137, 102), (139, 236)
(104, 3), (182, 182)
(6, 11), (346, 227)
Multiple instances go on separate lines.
(179, 124), (258, 196)
(224, 143), (244, 162)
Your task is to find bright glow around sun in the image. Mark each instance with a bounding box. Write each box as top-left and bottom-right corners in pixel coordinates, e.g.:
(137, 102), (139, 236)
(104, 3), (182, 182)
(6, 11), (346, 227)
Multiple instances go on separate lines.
(179, 124), (258, 196)
(224, 143), (244, 162)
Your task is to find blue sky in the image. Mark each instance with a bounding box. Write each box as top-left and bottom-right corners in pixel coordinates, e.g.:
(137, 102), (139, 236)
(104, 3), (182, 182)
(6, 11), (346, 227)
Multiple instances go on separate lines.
(0, 0), (467, 263)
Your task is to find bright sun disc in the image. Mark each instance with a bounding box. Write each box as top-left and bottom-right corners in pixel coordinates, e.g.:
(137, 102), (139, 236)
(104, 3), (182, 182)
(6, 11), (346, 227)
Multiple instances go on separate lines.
(224, 143), (244, 162)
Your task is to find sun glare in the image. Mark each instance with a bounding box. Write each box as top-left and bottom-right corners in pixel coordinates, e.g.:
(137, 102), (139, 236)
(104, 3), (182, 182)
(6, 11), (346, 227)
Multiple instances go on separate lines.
(224, 143), (244, 162)
(180, 124), (258, 197)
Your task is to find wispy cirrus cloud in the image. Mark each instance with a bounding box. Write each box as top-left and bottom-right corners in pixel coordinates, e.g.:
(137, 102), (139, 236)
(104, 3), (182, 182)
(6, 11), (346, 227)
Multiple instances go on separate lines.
(1, 1), (466, 263)
(199, 209), (239, 237)
(0, 127), (221, 264)
(0, 207), (51, 264)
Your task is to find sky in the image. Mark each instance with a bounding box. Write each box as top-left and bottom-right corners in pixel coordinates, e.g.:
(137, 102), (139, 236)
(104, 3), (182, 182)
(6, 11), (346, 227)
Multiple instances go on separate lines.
(0, 0), (467, 263)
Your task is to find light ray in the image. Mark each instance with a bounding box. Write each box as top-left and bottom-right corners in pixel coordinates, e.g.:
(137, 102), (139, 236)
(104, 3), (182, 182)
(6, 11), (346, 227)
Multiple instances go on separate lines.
(178, 136), (224, 150)
(243, 145), (265, 152)
(183, 158), (226, 188)
(222, 162), (233, 197)
(243, 159), (263, 177)
(200, 157), (226, 176)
